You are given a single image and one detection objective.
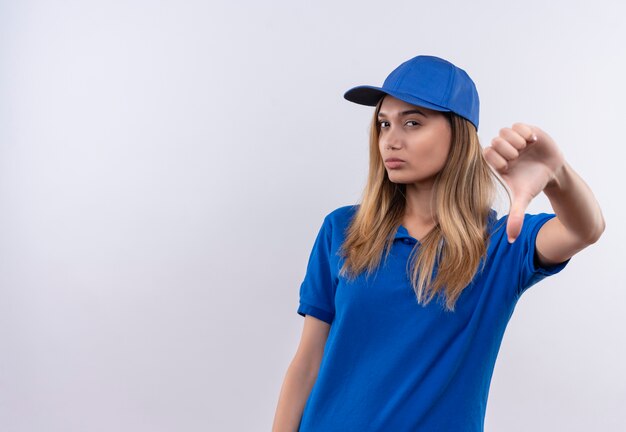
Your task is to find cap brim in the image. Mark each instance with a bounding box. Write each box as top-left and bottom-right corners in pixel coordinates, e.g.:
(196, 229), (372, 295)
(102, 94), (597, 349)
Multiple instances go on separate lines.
(343, 85), (450, 113)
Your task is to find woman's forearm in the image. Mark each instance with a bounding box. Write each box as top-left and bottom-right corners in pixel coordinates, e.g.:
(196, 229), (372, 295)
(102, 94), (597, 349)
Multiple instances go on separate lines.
(272, 361), (318, 432)
(543, 160), (605, 244)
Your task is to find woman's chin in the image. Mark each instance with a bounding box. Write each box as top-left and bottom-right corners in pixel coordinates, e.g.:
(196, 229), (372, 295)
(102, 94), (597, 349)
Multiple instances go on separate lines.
(387, 171), (440, 186)
(386, 171), (413, 183)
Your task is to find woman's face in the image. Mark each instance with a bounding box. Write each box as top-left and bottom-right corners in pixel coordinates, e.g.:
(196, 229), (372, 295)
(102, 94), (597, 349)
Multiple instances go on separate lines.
(378, 95), (452, 186)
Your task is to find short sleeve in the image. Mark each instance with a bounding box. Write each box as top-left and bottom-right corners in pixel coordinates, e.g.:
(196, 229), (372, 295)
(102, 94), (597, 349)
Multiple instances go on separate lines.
(297, 215), (336, 325)
(516, 213), (571, 296)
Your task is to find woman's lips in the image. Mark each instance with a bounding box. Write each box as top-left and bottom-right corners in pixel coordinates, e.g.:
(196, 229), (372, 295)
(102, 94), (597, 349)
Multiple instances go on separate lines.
(385, 159), (406, 168)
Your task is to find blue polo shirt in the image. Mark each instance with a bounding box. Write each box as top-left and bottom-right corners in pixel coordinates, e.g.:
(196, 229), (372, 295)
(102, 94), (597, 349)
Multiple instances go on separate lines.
(296, 204), (570, 432)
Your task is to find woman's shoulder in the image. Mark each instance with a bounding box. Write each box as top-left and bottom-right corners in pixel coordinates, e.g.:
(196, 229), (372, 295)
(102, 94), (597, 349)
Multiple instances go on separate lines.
(320, 204), (360, 234)
(487, 209), (559, 244)
(326, 204), (360, 220)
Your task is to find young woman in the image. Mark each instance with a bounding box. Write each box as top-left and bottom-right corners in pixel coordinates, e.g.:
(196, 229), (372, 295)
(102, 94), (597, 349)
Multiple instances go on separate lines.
(272, 55), (605, 432)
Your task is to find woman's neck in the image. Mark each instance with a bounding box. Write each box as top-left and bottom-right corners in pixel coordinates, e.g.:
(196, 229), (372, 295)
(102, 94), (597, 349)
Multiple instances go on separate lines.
(403, 181), (437, 227)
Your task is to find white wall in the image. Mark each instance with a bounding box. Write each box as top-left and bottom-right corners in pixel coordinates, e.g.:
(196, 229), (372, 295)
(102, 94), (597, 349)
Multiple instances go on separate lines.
(0, 0), (624, 430)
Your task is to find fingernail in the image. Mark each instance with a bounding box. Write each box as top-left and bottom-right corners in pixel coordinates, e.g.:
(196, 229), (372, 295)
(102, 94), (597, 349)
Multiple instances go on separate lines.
(531, 134), (538, 142)
(508, 236), (516, 243)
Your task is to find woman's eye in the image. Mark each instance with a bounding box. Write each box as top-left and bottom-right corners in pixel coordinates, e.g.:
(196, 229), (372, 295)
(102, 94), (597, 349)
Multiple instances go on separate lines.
(378, 120), (420, 128)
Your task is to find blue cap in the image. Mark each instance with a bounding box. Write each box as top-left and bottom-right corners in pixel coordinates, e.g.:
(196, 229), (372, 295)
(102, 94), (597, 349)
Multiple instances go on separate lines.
(343, 55), (480, 130)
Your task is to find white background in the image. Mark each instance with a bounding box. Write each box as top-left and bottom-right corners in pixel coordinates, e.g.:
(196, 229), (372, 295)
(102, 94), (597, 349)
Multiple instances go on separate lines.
(1, 0), (624, 431)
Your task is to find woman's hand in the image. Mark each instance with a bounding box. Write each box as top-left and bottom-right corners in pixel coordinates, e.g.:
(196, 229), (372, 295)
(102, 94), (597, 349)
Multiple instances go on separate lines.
(483, 123), (565, 243)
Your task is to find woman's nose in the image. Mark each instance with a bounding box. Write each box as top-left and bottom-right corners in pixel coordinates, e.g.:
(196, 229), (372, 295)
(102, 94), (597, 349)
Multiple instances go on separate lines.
(382, 126), (402, 149)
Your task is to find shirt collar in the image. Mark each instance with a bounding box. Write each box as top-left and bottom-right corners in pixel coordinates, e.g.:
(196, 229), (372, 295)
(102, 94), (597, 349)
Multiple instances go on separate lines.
(392, 209), (498, 242)
(394, 225), (417, 242)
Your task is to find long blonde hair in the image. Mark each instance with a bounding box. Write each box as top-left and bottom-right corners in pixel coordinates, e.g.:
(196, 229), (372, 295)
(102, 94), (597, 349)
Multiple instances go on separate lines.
(338, 99), (508, 311)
